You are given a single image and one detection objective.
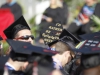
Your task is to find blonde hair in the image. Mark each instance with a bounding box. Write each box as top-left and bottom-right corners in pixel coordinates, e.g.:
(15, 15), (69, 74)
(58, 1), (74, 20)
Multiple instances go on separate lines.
(50, 0), (63, 8)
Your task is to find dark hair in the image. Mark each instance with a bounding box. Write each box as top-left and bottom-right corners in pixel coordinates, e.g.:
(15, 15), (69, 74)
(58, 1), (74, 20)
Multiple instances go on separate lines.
(12, 24), (30, 38)
(73, 66), (83, 75)
(81, 54), (100, 69)
(24, 56), (54, 75)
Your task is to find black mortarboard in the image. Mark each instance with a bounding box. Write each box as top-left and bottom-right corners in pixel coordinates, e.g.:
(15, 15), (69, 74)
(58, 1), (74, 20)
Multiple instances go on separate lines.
(7, 39), (56, 75)
(81, 53), (100, 69)
(59, 29), (80, 45)
(41, 23), (63, 46)
(79, 31), (100, 40)
(75, 39), (100, 54)
(73, 40), (100, 69)
(6, 39), (57, 61)
(4, 16), (30, 39)
(52, 29), (80, 49)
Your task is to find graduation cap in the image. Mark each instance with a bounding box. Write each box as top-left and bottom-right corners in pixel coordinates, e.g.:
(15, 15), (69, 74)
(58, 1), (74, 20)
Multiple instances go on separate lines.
(71, 40), (100, 69)
(79, 31), (100, 40)
(59, 29), (80, 44)
(75, 46), (100, 69)
(6, 39), (57, 62)
(80, 53), (100, 69)
(41, 23), (63, 46)
(6, 39), (56, 75)
(49, 29), (80, 49)
(59, 29), (80, 48)
(75, 39), (100, 54)
(4, 16), (30, 39)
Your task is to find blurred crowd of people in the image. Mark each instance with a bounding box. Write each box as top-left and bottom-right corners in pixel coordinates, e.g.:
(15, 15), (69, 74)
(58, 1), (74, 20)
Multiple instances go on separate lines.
(0, 0), (100, 75)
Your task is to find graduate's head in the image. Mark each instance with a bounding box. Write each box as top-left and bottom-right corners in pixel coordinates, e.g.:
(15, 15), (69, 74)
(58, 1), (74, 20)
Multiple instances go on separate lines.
(72, 39), (100, 75)
(13, 28), (34, 45)
(4, 16), (34, 44)
(55, 41), (75, 57)
(80, 54), (100, 75)
(55, 29), (80, 57)
(85, 0), (97, 6)
(54, 41), (73, 67)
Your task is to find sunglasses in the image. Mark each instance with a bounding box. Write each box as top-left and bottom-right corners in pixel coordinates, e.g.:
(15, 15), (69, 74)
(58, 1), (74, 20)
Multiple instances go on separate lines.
(16, 35), (34, 40)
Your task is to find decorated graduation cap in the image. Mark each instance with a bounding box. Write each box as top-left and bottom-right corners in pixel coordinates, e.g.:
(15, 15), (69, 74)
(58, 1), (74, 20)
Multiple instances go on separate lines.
(73, 40), (100, 69)
(75, 39), (100, 54)
(7, 39), (56, 75)
(79, 31), (100, 40)
(4, 16), (30, 39)
(41, 23), (63, 46)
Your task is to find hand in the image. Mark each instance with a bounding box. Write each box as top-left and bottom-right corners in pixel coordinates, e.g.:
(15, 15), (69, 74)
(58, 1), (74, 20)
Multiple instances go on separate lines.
(46, 17), (52, 22)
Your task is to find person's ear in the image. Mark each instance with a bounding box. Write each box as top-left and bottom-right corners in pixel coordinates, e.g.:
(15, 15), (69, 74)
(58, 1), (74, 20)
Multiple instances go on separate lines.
(64, 51), (70, 57)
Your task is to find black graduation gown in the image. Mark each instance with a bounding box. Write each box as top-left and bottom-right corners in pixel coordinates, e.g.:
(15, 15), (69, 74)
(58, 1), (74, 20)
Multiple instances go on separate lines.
(67, 3), (100, 38)
(1, 3), (22, 21)
(39, 7), (64, 33)
(62, 2), (68, 25)
(41, 7), (64, 24)
(0, 56), (9, 75)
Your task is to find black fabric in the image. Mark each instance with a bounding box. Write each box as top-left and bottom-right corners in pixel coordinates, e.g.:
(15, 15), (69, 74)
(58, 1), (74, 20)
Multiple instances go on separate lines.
(1, 3), (22, 20)
(6, 39), (57, 61)
(62, 2), (69, 25)
(47, 29), (80, 47)
(59, 29), (80, 45)
(67, 22), (80, 34)
(41, 7), (64, 24)
(0, 56), (9, 70)
(41, 23), (63, 46)
(0, 36), (3, 40)
(74, 39), (100, 54)
(58, 29), (80, 50)
(39, 7), (65, 35)
(63, 53), (80, 75)
(6, 39), (55, 75)
(0, 56), (9, 75)
(81, 54), (100, 69)
(7, 70), (24, 75)
(24, 56), (54, 75)
(12, 24), (30, 38)
(4, 16), (30, 39)
(79, 31), (100, 40)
